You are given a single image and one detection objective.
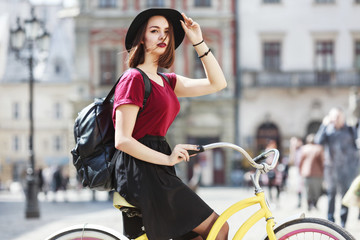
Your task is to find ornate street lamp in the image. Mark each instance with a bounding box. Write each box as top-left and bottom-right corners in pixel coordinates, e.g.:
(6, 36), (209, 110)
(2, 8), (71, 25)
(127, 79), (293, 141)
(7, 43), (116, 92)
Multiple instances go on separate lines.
(9, 7), (50, 219)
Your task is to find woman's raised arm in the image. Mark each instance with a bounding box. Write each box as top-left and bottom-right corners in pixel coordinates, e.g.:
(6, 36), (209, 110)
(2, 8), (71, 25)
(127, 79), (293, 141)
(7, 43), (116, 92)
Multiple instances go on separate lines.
(174, 13), (227, 98)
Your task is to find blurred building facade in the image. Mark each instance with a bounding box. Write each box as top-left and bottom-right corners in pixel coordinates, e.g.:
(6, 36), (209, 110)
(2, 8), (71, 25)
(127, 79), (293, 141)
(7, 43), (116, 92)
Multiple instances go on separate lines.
(0, 0), (76, 188)
(238, 0), (360, 158)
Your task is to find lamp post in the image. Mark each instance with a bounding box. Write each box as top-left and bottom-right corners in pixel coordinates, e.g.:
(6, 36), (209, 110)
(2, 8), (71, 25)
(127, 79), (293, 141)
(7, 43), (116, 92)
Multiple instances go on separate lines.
(10, 7), (50, 219)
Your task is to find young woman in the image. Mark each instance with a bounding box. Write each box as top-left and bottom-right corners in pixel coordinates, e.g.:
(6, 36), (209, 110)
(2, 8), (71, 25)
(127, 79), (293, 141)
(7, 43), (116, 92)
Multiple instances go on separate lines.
(112, 8), (228, 240)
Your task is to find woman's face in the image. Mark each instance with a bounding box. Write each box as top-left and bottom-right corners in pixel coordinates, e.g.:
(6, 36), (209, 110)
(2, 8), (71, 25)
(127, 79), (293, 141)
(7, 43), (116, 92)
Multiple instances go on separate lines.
(143, 15), (169, 55)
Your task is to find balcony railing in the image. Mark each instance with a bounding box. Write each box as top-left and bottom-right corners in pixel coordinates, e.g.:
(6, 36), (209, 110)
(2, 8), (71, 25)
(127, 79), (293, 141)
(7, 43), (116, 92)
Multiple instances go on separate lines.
(242, 70), (360, 88)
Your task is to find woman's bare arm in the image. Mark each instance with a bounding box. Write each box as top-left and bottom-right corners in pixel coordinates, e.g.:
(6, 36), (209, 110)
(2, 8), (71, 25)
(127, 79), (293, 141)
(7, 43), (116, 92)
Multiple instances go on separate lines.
(114, 104), (199, 166)
(174, 13), (227, 98)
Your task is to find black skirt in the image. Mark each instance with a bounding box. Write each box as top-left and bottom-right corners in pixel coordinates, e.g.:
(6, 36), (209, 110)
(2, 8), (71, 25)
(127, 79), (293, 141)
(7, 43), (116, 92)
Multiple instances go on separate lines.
(114, 135), (213, 240)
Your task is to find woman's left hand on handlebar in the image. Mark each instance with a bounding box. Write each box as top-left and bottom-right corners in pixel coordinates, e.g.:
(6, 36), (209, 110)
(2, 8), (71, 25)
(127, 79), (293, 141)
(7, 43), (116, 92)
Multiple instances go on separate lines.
(169, 144), (200, 165)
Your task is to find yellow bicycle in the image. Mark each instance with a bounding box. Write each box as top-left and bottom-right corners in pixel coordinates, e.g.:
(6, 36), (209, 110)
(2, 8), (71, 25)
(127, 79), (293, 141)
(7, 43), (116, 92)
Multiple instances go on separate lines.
(46, 142), (355, 240)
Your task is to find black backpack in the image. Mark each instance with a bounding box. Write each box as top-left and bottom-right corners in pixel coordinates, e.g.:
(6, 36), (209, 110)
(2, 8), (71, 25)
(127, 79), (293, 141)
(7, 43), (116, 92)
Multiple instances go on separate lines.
(71, 68), (169, 191)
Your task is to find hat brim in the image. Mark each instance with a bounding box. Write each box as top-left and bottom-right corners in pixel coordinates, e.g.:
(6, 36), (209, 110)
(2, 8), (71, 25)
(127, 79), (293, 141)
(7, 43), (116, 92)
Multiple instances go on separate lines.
(125, 8), (185, 52)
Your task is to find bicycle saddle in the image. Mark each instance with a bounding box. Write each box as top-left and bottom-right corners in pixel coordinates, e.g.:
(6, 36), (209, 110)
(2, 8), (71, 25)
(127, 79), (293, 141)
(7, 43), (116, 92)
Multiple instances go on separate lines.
(113, 192), (142, 218)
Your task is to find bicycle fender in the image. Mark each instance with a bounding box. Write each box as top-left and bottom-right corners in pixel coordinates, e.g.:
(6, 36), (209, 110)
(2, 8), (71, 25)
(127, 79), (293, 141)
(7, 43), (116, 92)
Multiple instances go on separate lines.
(45, 223), (129, 240)
(261, 212), (305, 240)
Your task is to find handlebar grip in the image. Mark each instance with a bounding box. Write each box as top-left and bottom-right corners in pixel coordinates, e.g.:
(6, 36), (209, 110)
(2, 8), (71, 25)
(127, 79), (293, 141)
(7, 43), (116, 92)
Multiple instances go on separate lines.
(253, 154), (267, 163)
(187, 145), (205, 156)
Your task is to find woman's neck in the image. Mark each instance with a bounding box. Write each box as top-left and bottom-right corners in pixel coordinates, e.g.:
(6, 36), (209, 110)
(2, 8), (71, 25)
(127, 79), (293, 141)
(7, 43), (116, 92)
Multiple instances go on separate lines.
(137, 57), (159, 75)
(137, 53), (159, 74)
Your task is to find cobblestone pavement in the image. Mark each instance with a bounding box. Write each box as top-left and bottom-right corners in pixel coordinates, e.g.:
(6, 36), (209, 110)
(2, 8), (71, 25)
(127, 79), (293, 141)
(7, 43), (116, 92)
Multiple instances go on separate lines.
(1, 173), (359, 239)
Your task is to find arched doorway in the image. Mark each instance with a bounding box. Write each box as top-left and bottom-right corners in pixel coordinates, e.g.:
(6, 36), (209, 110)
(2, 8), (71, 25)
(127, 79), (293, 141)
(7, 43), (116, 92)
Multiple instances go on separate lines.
(307, 121), (322, 135)
(256, 122), (281, 154)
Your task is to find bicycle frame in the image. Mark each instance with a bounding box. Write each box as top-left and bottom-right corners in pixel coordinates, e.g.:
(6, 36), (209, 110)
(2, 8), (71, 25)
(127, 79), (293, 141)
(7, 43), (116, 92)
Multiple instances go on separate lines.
(203, 142), (278, 240)
(206, 191), (276, 240)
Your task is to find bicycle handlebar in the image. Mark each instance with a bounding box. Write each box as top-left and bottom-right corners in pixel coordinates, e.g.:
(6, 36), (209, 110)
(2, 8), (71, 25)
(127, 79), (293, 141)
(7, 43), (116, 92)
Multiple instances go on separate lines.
(189, 142), (279, 173)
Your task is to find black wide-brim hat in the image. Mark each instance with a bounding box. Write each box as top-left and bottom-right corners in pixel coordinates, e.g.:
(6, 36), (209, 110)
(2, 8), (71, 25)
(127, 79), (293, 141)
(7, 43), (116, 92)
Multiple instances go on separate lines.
(125, 8), (185, 52)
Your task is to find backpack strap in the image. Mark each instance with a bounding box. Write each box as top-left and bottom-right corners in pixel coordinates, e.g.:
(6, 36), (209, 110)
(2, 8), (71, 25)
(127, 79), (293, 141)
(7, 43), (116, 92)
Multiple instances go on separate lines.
(104, 73), (124, 104)
(158, 72), (170, 85)
(103, 68), (151, 113)
(133, 68), (151, 113)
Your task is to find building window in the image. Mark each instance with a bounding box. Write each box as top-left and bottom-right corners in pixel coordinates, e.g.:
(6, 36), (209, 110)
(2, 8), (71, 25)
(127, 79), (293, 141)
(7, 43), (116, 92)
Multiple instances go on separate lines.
(54, 136), (62, 152)
(195, 0), (211, 7)
(316, 41), (334, 71)
(147, 0), (164, 7)
(99, 49), (117, 85)
(13, 135), (20, 152)
(98, 0), (116, 8)
(54, 102), (62, 119)
(263, 42), (281, 71)
(54, 59), (63, 75)
(263, 0), (281, 3)
(355, 41), (360, 71)
(55, 63), (61, 74)
(13, 102), (20, 120)
(315, 40), (334, 83)
(315, 0), (335, 3)
(79, 0), (87, 10)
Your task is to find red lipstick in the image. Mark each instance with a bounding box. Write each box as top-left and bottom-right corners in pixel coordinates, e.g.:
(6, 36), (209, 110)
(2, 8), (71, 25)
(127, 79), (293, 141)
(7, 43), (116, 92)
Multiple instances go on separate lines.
(157, 43), (167, 48)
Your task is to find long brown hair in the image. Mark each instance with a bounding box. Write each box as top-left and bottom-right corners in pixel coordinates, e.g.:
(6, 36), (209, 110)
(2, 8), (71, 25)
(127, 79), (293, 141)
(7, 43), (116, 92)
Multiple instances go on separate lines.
(127, 16), (175, 69)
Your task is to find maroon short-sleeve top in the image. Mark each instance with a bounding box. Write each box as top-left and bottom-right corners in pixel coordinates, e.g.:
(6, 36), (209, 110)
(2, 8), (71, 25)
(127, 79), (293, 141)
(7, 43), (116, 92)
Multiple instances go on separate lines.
(112, 68), (180, 140)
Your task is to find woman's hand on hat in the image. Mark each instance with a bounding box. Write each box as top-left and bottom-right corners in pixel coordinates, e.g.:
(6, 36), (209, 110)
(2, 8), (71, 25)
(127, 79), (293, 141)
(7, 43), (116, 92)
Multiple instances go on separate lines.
(180, 13), (203, 46)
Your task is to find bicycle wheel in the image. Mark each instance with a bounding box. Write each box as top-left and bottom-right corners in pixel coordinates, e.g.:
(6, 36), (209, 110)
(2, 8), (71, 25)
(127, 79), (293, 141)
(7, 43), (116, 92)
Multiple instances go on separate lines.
(265, 218), (355, 240)
(45, 224), (129, 240)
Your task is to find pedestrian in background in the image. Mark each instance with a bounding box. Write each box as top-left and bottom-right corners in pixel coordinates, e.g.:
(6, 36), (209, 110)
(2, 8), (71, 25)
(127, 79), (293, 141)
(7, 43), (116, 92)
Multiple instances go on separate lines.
(299, 133), (324, 211)
(348, 87), (360, 220)
(188, 161), (202, 192)
(289, 136), (304, 208)
(37, 167), (44, 193)
(265, 139), (282, 201)
(315, 107), (359, 227)
(52, 166), (64, 193)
